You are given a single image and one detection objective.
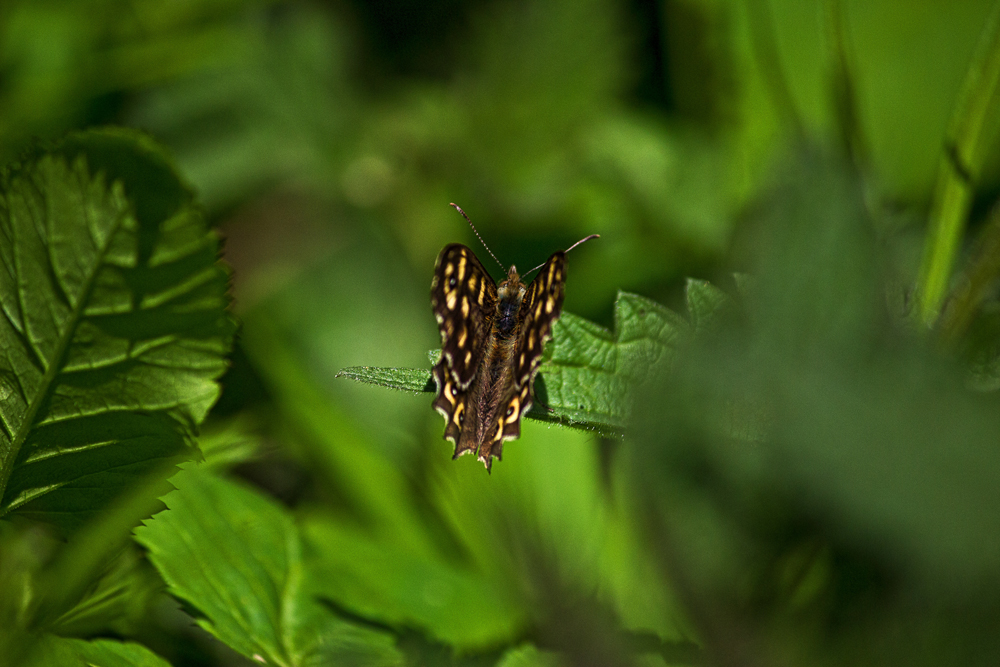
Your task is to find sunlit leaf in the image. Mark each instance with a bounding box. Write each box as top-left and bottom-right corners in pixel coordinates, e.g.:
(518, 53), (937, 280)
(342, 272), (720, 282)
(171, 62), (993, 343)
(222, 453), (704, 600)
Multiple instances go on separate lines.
(0, 128), (234, 534)
(134, 467), (402, 667)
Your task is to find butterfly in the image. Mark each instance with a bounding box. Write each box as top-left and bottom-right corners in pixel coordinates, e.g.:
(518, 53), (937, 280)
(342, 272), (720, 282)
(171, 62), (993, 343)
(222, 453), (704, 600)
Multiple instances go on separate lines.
(431, 204), (597, 471)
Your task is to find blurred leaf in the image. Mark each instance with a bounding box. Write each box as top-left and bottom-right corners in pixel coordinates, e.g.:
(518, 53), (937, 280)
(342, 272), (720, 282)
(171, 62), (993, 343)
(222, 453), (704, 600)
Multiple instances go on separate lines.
(197, 413), (266, 470)
(26, 636), (171, 667)
(46, 545), (160, 639)
(337, 291), (712, 437)
(134, 467), (402, 667)
(0, 462), (178, 664)
(240, 309), (437, 549)
(494, 644), (563, 667)
(0, 128), (233, 535)
(0, 523), (49, 666)
(129, 3), (353, 212)
(303, 513), (527, 650)
(684, 279), (729, 333)
(634, 151), (1000, 665)
(14, 460), (177, 643)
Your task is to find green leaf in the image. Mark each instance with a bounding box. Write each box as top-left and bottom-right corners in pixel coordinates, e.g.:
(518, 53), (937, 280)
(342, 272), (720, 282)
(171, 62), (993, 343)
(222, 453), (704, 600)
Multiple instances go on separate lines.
(337, 291), (706, 436)
(334, 366), (434, 393)
(27, 636), (172, 667)
(134, 467), (402, 667)
(0, 128), (234, 533)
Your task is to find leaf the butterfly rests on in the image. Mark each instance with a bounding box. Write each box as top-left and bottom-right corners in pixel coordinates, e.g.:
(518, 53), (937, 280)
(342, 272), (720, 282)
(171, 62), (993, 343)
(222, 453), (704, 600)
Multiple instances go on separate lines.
(431, 244), (568, 472)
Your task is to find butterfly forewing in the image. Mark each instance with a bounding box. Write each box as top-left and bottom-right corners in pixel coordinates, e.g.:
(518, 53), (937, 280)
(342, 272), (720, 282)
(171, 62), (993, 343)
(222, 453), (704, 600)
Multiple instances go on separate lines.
(431, 244), (497, 449)
(514, 252), (566, 389)
(431, 244), (498, 386)
(495, 252), (566, 450)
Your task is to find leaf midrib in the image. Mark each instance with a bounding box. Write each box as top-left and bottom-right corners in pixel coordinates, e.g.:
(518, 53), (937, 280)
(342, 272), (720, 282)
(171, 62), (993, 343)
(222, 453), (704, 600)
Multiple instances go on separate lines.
(0, 171), (130, 506)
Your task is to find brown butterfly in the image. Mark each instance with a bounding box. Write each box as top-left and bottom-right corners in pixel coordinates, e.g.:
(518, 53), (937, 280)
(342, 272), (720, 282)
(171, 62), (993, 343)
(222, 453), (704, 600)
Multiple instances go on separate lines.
(431, 204), (597, 471)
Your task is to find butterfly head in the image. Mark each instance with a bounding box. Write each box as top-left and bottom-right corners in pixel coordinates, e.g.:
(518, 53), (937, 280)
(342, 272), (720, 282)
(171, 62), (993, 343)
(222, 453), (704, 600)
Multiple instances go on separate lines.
(499, 265), (523, 291)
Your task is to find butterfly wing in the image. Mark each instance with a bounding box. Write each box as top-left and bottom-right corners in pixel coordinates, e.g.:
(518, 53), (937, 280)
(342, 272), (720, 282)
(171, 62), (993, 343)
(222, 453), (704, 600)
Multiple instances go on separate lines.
(484, 251), (567, 465)
(430, 244), (498, 447)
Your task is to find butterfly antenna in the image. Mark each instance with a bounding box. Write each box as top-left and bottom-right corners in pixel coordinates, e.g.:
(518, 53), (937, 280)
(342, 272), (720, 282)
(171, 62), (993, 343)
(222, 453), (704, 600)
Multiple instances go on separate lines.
(450, 203), (504, 271)
(525, 233), (600, 277)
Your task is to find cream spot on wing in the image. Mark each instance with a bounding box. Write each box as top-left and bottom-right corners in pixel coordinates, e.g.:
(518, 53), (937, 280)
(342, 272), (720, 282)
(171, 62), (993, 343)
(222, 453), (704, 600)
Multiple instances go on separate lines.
(519, 352), (526, 367)
(461, 296), (469, 318)
(457, 327), (467, 348)
(527, 333), (535, 351)
(464, 350), (472, 366)
(505, 396), (520, 423)
(453, 402), (465, 425)
(446, 291), (457, 310)
(435, 313), (444, 324)
(477, 284), (486, 306)
(545, 298), (553, 314)
(444, 382), (454, 402)
(444, 262), (454, 277)
(495, 419), (504, 439)
(535, 302), (543, 318)
(457, 256), (467, 281)
(468, 275), (477, 292)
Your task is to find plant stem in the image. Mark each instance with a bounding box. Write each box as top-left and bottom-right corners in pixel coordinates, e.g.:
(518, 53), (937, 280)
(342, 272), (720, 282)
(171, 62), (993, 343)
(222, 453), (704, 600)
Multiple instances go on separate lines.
(917, 0), (1000, 326)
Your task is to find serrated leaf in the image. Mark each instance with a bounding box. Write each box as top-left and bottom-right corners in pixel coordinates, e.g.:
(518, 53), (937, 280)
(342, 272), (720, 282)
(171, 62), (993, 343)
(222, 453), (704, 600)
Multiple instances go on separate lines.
(0, 128), (234, 533)
(134, 467), (402, 667)
(537, 292), (690, 433)
(337, 290), (713, 435)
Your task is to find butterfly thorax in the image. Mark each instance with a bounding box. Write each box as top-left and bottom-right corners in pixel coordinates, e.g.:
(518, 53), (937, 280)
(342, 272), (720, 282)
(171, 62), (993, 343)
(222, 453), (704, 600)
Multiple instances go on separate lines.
(494, 266), (526, 338)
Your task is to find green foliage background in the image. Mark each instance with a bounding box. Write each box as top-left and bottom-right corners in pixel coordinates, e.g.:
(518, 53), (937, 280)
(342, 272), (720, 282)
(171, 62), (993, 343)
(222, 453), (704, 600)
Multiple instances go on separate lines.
(2, 0), (1000, 665)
